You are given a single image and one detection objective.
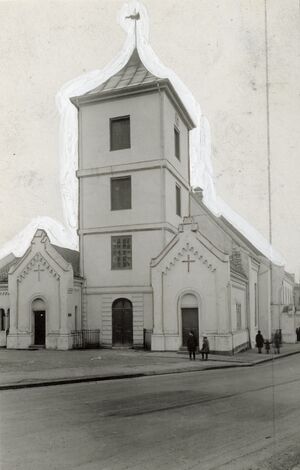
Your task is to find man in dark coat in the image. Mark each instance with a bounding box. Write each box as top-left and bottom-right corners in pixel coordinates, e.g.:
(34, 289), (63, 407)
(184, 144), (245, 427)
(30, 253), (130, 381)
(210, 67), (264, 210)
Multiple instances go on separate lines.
(187, 331), (197, 360)
(255, 330), (264, 353)
(273, 330), (281, 354)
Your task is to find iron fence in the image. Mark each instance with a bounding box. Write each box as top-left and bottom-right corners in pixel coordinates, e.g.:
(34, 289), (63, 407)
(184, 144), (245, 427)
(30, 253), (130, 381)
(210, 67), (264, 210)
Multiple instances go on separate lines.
(71, 329), (100, 349)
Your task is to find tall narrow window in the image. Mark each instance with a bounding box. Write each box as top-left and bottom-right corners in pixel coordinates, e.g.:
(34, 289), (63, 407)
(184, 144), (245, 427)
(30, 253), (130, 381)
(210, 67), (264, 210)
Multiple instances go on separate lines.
(111, 176), (131, 210)
(176, 184), (181, 217)
(174, 126), (180, 160)
(111, 236), (132, 270)
(110, 115), (130, 151)
(236, 303), (242, 330)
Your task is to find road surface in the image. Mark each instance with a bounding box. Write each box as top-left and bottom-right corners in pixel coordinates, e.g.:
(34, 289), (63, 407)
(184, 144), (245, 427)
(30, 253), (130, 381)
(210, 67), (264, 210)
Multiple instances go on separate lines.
(1, 355), (300, 470)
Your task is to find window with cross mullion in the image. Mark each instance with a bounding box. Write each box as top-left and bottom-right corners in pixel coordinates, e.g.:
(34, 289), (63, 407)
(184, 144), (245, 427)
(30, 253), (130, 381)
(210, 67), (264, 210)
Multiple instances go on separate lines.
(111, 235), (132, 270)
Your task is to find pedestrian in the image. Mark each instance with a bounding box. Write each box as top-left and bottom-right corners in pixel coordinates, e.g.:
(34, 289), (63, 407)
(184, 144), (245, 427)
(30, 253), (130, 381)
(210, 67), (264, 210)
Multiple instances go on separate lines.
(264, 339), (270, 354)
(187, 330), (197, 360)
(273, 329), (280, 354)
(296, 327), (300, 342)
(200, 335), (210, 361)
(255, 330), (264, 354)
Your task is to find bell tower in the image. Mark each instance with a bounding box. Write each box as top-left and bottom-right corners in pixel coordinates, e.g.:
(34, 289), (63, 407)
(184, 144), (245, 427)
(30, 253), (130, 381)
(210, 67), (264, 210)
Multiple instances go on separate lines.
(71, 47), (195, 347)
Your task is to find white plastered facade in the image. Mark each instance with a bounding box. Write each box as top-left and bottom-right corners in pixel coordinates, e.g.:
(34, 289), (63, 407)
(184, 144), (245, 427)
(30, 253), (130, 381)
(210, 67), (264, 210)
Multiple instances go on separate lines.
(4, 230), (82, 350)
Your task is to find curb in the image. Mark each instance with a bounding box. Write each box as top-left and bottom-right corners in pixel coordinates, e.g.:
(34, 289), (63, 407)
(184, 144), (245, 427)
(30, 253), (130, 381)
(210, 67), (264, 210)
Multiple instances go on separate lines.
(0, 364), (242, 391)
(1, 349), (299, 391)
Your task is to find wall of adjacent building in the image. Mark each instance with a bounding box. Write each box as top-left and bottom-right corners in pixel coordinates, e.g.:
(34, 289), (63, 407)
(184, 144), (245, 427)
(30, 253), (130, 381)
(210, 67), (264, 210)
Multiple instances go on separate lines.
(257, 261), (271, 339)
(248, 259), (259, 346)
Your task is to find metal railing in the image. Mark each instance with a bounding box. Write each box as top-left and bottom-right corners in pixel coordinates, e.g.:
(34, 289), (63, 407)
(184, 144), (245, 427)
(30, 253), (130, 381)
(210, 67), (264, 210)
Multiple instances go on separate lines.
(71, 329), (100, 349)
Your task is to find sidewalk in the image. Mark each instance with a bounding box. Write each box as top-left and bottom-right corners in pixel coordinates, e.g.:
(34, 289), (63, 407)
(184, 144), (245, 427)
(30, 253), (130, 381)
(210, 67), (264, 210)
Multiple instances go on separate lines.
(1, 343), (300, 390)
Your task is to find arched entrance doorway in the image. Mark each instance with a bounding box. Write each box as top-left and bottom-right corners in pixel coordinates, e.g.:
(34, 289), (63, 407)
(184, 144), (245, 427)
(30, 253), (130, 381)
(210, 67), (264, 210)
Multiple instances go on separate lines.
(181, 293), (199, 347)
(32, 298), (46, 346)
(112, 298), (133, 346)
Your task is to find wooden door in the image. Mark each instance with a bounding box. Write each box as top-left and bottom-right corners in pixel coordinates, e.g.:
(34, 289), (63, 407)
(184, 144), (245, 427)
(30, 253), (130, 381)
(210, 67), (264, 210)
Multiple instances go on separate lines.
(112, 299), (133, 346)
(34, 310), (46, 345)
(182, 308), (199, 347)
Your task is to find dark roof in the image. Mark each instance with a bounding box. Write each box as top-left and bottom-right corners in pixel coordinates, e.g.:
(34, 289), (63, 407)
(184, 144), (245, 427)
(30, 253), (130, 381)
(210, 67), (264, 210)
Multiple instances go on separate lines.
(70, 48), (195, 130)
(191, 192), (262, 260)
(85, 49), (159, 96)
(0, 245), (80, 282)
(51, 245), (80, 277)
(0, 257), (19, 283)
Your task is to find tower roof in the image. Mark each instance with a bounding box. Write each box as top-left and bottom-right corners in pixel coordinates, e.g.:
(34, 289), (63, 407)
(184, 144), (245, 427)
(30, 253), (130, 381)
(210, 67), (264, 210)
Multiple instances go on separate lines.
(86, 49), (159, 95)
(70, 49), (195, 130)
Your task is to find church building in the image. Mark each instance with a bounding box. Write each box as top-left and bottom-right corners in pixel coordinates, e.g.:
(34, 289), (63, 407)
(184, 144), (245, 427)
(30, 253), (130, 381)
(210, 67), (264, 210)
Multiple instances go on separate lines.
(0, 48), (296, 352)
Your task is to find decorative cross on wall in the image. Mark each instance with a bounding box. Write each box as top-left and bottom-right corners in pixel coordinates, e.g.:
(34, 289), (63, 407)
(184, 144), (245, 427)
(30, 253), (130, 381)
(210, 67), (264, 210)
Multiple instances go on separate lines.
(182, 254), (195, 273)
(34, 264), (45, 282)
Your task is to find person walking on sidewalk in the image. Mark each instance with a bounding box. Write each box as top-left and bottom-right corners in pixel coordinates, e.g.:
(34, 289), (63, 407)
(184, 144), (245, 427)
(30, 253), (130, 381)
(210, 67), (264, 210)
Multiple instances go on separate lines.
(264, 339), (271, 354)
(273, 330), (281, 354)
(200, 335), (210, 361)
(255, 330), (264, 354)
(187, 331), (197, 360)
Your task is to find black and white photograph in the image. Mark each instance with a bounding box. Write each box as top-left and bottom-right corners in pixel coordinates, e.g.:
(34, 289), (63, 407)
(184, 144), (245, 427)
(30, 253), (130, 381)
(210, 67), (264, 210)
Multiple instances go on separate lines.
(0, 1), (300, 469)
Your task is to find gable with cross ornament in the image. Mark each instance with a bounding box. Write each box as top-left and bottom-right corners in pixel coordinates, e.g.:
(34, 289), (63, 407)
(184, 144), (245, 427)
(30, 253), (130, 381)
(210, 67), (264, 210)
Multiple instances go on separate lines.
(17, 252), (60, 283)
(8, 229), (74, 284)
(150, 220), (229, 277)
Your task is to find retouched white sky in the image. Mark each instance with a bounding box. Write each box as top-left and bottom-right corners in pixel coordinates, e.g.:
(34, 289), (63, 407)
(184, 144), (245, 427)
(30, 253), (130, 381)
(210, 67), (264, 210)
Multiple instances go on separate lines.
(0, 0), (299, 277)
